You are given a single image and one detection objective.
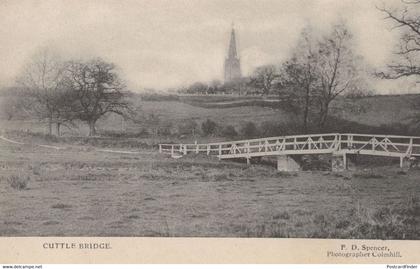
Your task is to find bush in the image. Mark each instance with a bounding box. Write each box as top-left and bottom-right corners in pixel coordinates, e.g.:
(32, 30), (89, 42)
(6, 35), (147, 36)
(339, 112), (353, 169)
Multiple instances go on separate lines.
(157, 122), (173, 136)
(201, 119), (217, 136)
(220, 125), (238, 138)
(240, 122), (259, 138)
(7, 175), (29, 190)
(260, 121), (280, 137)
(178, 120), (199, 136)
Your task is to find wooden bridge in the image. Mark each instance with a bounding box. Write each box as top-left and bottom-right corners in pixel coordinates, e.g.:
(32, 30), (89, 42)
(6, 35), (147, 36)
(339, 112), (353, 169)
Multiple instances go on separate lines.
(159, 133), (420, 171)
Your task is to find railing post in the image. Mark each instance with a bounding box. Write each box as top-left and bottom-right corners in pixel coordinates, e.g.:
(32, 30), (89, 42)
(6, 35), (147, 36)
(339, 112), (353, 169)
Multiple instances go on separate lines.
(347, 135), (352, 149)
(159, 144), (162, 153)
(294, 137), (297, 150)
(207, 145), (210, 155)
(407, 138), (413, 156)
(183, 144), (187, 155)
(308, 137), (312, 150)
(171, 145), (174, 156)
(343, 153), (347, 169)
(219, 144), (222, 156)
(372, 137), (375, 151)
(337, 134), (341, 151)
(196, 144), (199, 154)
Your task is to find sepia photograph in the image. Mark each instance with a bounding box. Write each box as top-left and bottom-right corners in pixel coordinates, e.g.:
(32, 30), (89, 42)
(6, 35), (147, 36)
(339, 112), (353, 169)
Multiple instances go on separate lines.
(0, 0), (419, 241)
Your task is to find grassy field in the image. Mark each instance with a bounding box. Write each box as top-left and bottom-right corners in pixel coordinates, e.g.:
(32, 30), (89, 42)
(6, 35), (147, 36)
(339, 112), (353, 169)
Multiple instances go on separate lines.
(0, 93), (419, 238)
(1, 93), (420, 139)
(0, 135), (419, 238)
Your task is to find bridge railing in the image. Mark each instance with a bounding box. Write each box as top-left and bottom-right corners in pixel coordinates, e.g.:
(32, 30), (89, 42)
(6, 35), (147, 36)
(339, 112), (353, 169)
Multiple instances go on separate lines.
(159, 133), (420, 158)
(159, 133), (340, 157)
(338, 133), (420, 157)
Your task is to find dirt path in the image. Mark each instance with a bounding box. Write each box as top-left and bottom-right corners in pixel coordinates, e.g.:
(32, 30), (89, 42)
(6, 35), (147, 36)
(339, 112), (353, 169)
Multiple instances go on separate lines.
(0, 135), (147, 155)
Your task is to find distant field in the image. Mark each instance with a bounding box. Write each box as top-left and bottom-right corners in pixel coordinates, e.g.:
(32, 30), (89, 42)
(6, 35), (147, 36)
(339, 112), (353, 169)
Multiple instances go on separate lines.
(0, 137), (419, 238)
(1, 93), (419, 138)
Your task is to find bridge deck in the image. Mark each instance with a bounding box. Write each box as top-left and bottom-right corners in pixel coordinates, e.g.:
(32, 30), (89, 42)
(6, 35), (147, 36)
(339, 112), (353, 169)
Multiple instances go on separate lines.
(159, 133), (420, 163)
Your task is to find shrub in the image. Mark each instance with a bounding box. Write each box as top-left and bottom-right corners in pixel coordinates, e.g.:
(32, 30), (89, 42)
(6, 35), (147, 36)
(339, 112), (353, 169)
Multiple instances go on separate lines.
(7, 175), (29, 190)
(240, 122), (259, 138)
(178, 120), (199, 136)
(201, 119), (217, 136)
(260, 121), (280, 137)
(157, 122), (173, 136)
(220, 125), (238, 138)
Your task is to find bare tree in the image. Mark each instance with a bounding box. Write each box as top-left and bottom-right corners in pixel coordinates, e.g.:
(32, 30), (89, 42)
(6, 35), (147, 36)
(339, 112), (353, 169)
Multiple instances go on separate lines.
(277, 27), (319, 132)
(66, 58), (131, 136)
(0, 92), (24, 121)
(377, 1), (420, 82)
(16, 48), (71, 135)
(315, 23), (363, 129)
(249, 65), (278, 95)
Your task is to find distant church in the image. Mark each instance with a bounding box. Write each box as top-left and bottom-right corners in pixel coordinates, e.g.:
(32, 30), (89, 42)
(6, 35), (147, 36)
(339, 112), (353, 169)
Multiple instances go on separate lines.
(224, 25), (242, 82)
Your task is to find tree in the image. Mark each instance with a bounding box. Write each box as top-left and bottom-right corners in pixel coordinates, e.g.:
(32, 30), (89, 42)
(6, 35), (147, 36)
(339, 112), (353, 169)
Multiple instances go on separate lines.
(66, 58), (131, 136)
(201, 119), (217, 136)
(220, 125), (238, 138)
(249, 65), (278, 95)
(277, 27), (319, 132)
(178, 119), (199, 137)
(223, 77), (250, 95)
(315, 23), (363, 129)
(208, 80), (222, 94)
(186, 82), (208, 95)
(377, 1), (420, 129)
(377, 1), (420, 81)
(0, 93), (26, 120)
(16, 48), (72, 135)
(240, 121), (259, 138)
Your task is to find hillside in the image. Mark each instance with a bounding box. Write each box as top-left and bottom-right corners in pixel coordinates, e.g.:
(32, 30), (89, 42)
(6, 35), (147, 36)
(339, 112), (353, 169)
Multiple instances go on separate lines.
(1, 93), (419, 140)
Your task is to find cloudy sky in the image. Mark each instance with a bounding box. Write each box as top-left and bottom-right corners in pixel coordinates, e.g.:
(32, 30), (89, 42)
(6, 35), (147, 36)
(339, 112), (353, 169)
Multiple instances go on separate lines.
(0, 0), (417, 93)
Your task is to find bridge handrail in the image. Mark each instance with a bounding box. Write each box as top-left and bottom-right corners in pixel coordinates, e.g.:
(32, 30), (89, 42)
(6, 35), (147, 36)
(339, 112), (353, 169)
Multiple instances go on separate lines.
(159, 133), (420, 147)
(158, 133), (420, 157)
(341, 133), (420, 139)
(204, 133), (341, 146)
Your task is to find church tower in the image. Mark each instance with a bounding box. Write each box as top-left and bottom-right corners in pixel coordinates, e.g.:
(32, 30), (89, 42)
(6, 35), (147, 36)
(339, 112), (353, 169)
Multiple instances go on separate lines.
(224, 25), (241, 82)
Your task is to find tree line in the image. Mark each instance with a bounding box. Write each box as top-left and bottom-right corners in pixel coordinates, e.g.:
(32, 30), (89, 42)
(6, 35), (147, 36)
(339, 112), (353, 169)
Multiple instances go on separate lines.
(8, 50), (132, 136)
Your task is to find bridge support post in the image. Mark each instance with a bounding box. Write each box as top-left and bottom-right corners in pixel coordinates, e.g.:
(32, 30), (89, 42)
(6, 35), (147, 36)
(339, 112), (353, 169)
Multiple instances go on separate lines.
(277, 155), (300, 172)
(331, 153), (347, 172)
(400, 156), (412, 169)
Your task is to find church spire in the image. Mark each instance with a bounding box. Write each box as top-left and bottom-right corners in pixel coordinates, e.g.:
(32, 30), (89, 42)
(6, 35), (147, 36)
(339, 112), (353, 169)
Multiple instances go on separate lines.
(227, 25), (238, 59)
(224, 24), (241, 82)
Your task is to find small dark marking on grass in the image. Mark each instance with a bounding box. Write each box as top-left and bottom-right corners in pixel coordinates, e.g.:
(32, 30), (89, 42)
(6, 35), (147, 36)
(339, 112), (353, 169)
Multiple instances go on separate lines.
(51, 203), (72, 209)
(43, 220), (60, 225)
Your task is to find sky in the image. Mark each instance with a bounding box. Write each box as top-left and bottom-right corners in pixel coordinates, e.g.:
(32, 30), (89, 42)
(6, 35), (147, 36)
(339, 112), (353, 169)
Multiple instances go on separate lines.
(0, 0), (418, 93)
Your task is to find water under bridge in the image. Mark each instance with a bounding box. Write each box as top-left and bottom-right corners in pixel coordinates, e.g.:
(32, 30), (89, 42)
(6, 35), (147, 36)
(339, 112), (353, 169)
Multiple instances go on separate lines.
(159, 133), (420, 171)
